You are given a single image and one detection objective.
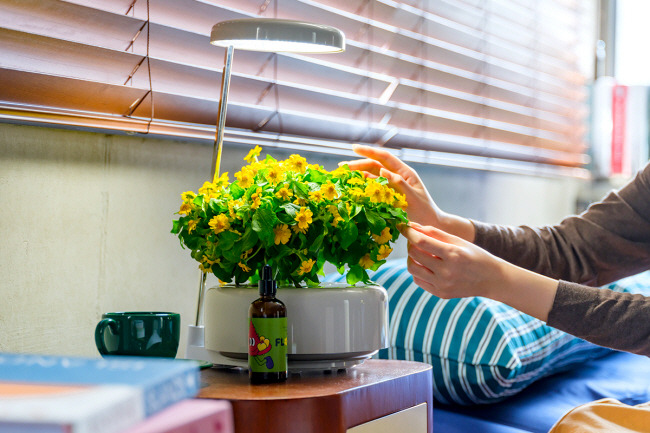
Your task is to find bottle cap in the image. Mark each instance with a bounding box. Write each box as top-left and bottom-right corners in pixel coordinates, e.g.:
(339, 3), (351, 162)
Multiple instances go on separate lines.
(258, 264), (277, 296)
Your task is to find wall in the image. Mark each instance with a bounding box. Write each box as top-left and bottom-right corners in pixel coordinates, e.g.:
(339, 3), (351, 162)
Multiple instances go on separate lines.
(0, 123), (585, 357)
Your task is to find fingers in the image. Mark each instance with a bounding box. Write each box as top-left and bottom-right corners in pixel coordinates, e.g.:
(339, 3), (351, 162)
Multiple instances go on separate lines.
(379, 168), (408, 195)
(340, 157), (384, 177)
(399, 224), (451, 259)
(409, 221), (459, 245)
(351, 145), (409, 175)
(340, 145), (414, 180)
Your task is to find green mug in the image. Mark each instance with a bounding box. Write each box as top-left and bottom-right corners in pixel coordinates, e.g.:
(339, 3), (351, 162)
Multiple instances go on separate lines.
(94, 312), (180, 358)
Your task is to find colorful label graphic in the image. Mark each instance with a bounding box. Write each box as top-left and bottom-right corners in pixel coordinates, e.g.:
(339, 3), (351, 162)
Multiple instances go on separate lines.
(248, 318), (287, 373)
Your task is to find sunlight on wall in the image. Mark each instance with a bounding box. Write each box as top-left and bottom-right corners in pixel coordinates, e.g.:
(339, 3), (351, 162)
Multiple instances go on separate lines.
(616, 0), (650, 85)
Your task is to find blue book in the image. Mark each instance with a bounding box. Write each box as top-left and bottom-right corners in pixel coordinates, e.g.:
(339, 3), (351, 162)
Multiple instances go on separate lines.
(0, 353), (201, 417)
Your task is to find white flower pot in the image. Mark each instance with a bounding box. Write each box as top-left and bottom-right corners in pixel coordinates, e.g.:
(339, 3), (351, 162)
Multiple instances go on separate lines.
(202, 281), (389, 370)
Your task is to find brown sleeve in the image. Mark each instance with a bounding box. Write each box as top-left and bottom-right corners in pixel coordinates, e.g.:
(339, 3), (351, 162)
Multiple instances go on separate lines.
(472, 164), (650, 286)
(547, 281), (650, 356)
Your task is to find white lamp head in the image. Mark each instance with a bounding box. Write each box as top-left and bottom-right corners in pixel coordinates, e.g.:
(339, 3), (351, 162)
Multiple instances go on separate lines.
(210, 18), (345, 53)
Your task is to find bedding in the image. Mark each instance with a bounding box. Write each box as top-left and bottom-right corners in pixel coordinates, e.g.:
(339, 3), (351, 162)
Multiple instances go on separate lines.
(326, 260), (650, 431)
(325, 259), (614, 404)
(434, 350), (650, 432)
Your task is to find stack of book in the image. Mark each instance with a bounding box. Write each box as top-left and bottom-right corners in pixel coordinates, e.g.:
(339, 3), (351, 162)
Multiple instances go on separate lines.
(0, 353), (233, 433)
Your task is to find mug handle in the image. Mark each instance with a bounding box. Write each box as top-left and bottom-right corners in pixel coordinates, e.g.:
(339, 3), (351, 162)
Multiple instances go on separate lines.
(95, 318), (119, 355)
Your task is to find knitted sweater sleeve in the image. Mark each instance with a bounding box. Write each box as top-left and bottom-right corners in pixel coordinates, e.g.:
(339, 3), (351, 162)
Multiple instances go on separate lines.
(472, 164), (650, 355)
(473, 164), (650, 286)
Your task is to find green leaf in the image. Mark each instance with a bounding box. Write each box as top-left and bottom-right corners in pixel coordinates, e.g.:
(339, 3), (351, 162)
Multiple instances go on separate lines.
(230, 182), (245, 199)
(280, 202), (300, 218)
(388, 207), (409, 223)
(222, 245), (241, 263)
(217, 230), (240, 251)
(240, 227), (259, 251)
(306, 168), (327, 183)
(309, 231), (325, 254)
(346, 266), (364, 285)
(171, 220), (181, 234)
(213, 263), (234, 283)
(252, 204), (277, 246)
(365, 209), (386, 233)
(339, 222), (358, 250)
(291, 181), (310, 199)
(346, 203), (363, 219)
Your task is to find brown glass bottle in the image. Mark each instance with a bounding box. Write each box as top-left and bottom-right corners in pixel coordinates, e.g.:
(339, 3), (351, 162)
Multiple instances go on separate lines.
(248, 265), (288, 384)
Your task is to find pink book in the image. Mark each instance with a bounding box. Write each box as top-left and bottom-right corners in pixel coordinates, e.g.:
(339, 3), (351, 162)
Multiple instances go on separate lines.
(122, 399), (233, 433)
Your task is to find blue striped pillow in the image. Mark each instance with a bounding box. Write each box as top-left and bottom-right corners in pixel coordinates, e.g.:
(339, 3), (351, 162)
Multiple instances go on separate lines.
(325, 259), (620, 405)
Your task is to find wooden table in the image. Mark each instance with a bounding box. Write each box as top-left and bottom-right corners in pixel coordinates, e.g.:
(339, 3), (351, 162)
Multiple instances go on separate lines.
(198, 359), (433, 433)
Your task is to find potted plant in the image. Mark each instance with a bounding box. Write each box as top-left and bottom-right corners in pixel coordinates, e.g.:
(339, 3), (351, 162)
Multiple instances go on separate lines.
(174, 146), (409, 368)
(172, 146), (408, 287)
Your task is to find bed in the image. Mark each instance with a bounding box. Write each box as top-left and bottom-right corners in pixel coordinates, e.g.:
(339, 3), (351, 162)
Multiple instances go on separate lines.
(433, 350), (650, 432)
(325, 260), (650, 432)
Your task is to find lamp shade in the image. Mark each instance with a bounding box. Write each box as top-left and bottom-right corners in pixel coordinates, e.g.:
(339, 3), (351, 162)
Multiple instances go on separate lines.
(210, 18), (345, 53)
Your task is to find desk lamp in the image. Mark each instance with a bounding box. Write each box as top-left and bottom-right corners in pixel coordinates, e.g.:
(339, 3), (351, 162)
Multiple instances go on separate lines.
(190, 18), (345, 334)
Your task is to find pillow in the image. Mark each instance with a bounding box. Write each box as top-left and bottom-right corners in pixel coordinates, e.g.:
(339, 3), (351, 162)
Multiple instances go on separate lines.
(324, 259), (623, 405)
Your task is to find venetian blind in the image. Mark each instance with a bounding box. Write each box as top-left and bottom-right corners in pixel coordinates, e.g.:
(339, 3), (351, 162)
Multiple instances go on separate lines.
(0, 0), (595, 176)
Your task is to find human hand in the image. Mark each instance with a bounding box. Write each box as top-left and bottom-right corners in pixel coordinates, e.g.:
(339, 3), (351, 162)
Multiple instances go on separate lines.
(341, 144), (441, 227)
(401, 222), (506, 299)
(342, 145), (475, 241)
(401, 222), (558, 321)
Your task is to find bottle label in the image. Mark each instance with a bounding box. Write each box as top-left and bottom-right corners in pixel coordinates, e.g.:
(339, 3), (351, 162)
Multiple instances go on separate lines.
(248, 317), (288, 373)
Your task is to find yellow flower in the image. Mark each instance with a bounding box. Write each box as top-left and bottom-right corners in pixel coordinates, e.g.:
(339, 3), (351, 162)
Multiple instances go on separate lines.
(244, 145), (262, 163)
(179, 203), (193, 216)
(377, 245), (393, 261)
(228, 200), (239, 219)
(202, 255), (220, 265)
(181, 191), (196, 202)
(235, 168), (254, 189)
(359, 254), (374, 269)
(241, 248), (254, 260)
(275, 187), (293, 201)
(188, 219), (198, 233)
(273, 224), (291, 245)
(349, 187), (365, 200)
(287, 154), (308, 174)
(292, 224), (307, 234)
(328, 205), (343, 227)
(266, 165), (284, 184)
(238, 262), (251, 272)
(213, 172), (229, 189)
(322, 181), (338, 200)
(309, 190), (324, 202)
(208, 214), (230, 234)
(295, 207), (313, 230)
(381, 186), (394, 204)
(293, 197), (308, 206)
(250, 187), (263, 210)
(198, 181), (215, 196)
(394, 193), (408, 210)
(365, 181), (384, 203)
(347, 177), (365, 186)
(330, 166), (349, 177)
(298, 259), (316, 275)
(372, 227), (392, 244)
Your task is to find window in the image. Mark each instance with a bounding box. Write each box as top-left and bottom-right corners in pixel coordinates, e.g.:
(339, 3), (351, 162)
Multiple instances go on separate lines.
(0, 0), (595, 176)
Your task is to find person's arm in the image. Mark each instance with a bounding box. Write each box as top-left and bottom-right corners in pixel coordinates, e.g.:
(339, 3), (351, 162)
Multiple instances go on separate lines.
(403, 222), (650, 356)
(473, 164), (650, 285)
(403, 222), (558, 322)
(548, 282), (650, 356)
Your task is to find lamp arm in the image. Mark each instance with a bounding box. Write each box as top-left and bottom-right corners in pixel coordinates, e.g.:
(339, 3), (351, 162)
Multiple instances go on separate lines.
(211, 45), (234, 183)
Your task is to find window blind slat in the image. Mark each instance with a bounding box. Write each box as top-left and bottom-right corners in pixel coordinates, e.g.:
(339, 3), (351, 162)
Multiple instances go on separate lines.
(0, 0), (595, 174)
